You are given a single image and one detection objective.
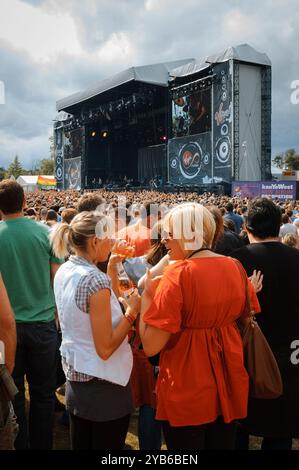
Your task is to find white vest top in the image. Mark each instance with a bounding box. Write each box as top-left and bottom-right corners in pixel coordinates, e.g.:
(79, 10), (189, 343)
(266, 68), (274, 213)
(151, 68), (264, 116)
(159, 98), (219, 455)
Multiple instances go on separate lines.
(54, 261), (133, 386)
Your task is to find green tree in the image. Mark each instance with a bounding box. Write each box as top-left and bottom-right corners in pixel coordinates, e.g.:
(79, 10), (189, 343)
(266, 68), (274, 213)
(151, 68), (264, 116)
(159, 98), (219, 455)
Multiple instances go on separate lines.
(285, 149), (299, 170)
(4, 155), (24, 179)
(272, 149), (299, 171)
(38, 158), (54, 175)
(272, 153), (285, 169)
(0, 167), (5, 180)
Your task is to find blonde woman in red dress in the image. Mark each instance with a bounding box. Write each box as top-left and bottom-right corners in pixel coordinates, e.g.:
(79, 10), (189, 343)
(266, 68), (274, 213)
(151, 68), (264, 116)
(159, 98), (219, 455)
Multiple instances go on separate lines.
(140, 202), (260, 450)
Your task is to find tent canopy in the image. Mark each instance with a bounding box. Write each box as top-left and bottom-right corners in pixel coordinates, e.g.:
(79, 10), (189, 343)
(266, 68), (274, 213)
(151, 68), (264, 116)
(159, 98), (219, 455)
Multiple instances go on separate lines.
(56, 58), (193, 113)
(17, 175), (54, 185)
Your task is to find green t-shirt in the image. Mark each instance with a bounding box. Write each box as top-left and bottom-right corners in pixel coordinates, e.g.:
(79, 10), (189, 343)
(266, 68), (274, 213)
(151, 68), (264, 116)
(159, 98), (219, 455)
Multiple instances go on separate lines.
(0, 217), (63, 322)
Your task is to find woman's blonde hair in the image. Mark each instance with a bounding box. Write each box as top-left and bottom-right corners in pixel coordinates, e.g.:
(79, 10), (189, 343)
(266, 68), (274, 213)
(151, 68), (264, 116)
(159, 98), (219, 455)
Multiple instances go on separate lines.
(50, 211), (114, 258)
(282, 232), (299, 248)
(162, 202), (216, 254)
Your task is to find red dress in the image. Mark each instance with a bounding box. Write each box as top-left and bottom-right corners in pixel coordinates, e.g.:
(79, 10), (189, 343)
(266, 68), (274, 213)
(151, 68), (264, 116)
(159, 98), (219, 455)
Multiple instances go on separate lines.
(143, 257), (260, 427)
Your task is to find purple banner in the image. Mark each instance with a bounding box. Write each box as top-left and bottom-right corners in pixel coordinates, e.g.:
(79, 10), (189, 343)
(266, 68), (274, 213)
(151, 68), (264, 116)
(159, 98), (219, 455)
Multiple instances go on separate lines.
(260, 182), (296, 200)
(231, 181), (296, 200)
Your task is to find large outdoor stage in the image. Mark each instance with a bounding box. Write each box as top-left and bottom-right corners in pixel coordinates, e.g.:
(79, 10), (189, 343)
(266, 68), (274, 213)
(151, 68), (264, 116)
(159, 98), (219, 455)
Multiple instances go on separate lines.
(54, 44), (272, 195)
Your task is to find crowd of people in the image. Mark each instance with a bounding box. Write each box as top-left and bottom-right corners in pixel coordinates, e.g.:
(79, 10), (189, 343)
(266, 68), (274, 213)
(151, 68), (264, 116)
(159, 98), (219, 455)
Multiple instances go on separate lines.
(0, 181), (299, 451)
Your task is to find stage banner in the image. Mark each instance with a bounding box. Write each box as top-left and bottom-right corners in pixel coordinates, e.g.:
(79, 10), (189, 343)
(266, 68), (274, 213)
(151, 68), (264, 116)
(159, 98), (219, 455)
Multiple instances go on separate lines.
(54, 127), (64, 190)
(213, 61), (233, 182)
(168, 132), (212, 185)
(232, 181), (296, 200)
(261, 181), (296, 200)
(64, 157), (82, 190)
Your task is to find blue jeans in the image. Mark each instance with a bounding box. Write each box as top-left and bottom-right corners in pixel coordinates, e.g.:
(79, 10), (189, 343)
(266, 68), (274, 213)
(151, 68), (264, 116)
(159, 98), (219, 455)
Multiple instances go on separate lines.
(12, 321), (59, 450)
(138, 405), (162, 450)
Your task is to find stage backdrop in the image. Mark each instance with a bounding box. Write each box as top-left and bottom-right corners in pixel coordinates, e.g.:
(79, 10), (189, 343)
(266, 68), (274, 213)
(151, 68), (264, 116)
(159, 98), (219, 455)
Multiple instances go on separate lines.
(138, 144), (167, 183)
(168, 132), (212, 185)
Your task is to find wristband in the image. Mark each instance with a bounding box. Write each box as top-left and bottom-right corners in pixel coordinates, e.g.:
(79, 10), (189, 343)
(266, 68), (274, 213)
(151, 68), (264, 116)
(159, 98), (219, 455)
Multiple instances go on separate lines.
(125, 312), (135, 326)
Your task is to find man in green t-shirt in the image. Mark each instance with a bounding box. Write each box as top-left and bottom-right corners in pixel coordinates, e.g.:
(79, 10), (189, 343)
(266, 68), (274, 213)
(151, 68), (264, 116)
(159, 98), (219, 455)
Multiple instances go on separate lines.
(0, 180), (64, 450)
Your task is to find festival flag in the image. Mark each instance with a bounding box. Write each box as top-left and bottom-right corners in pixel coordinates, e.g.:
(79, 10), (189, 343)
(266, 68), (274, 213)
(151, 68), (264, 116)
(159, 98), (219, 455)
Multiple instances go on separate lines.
(37, 175), (57, 189)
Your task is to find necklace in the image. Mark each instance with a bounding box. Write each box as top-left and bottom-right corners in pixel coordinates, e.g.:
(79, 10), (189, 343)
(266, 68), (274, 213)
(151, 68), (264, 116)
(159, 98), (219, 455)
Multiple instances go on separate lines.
(186, 248), (210, 260)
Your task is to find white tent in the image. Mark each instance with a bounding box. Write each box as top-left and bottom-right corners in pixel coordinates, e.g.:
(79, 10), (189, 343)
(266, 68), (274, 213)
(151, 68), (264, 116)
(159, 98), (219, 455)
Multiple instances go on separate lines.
(16, 175), (55, 192)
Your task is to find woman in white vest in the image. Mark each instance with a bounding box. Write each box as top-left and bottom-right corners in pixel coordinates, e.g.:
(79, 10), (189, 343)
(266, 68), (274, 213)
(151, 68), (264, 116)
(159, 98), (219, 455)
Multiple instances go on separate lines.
(50, 211), (140, 450)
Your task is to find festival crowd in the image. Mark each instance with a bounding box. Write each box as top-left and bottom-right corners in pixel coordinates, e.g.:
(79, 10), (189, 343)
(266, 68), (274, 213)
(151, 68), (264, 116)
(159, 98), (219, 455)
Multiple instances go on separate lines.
(0, 181), (299, 451)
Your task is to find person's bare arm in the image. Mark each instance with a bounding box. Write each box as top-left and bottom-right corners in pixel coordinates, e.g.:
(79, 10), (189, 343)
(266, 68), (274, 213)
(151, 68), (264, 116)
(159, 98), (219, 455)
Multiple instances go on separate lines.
(139, 270), (171, 356)
(107, 254), (126, 299)
(90, 288), (140, 360)
(50, 263), (62, 284)
(0, 274), (16, 373)
(50, 263), (63, 328)
(138, 254), (170, 289)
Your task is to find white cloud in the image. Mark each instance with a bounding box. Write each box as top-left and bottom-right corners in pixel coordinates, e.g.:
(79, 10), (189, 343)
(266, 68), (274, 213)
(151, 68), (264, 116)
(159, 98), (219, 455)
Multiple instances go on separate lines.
(0, 128), (52, 168)
(96, 32), (137, 66)
(223, 9), (257, 38)
(0, 0), (83, 62)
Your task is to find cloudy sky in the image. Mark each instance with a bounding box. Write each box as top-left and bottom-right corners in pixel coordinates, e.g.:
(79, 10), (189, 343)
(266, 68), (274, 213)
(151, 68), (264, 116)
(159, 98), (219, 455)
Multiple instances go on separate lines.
(0, 0), (298, 169)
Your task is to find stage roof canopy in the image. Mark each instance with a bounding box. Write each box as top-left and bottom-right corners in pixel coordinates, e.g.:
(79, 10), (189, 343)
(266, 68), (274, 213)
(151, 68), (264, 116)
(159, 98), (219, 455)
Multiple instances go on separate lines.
(170, 44), (271, 78)
(56, 58), (193, 113)
(56, 44), (271, 114)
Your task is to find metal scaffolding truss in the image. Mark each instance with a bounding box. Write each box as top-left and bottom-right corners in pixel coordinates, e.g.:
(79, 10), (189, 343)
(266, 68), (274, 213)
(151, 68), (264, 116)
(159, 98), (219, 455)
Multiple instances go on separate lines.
(261, 66), (272, 180)
(233, 63), (240, 180)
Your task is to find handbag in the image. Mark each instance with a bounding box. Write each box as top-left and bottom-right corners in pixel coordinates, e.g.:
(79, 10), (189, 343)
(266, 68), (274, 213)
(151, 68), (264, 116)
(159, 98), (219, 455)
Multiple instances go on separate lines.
(234, 260), (283, 399)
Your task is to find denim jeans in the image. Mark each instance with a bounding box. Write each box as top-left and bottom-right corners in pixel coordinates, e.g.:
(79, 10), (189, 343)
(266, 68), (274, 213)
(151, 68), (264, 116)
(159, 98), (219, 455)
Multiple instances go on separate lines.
(12, 321), (59, 450)
(138, 405), (162, 450)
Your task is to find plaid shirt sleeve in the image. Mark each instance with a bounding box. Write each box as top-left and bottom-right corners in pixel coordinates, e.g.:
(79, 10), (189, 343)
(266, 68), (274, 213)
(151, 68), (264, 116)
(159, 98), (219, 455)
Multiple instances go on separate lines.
(75, 270), (111, 314)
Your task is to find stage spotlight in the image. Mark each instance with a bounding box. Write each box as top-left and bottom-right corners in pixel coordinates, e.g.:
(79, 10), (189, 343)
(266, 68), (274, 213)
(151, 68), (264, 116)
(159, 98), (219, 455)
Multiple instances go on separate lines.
(91, 131), (96, 137)
(101, 129), (108, 138)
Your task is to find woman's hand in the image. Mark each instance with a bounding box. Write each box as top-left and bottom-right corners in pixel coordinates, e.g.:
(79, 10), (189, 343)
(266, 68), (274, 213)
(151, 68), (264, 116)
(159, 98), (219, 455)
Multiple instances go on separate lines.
(143, 269), (162, 298)
(138, 254), (169, 290)
(107, 253), (126, 271)
(119, 288), (141, 318)
(249, 270), (263, 293)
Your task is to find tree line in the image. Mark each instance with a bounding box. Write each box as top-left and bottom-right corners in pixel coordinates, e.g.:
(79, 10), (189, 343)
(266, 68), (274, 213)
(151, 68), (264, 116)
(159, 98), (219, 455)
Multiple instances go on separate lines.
(272, 149), (299, 171)
(0, 156), (54, 181)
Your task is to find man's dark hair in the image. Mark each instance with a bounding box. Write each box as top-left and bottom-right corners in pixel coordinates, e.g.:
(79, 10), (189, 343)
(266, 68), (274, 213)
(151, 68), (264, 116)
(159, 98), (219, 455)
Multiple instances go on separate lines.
(46, 209), (58, 222)
(225, 202), (234, 213)
(246, 198), (282, 239)
(0, 180), (24, 215)
(281, 213), (289, 225)
(77, 193), (106, 213)
(143, 201), (152, 218)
